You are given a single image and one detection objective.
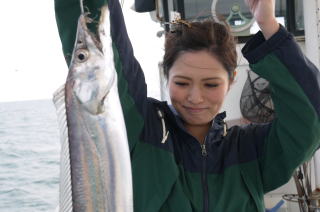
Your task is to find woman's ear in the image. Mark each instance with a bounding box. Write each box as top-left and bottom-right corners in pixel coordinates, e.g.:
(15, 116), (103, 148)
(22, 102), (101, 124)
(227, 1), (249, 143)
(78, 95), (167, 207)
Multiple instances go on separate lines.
(233, 70), (237, 79)
(228, 70), (237, 91)
(231, 70), (237, 81)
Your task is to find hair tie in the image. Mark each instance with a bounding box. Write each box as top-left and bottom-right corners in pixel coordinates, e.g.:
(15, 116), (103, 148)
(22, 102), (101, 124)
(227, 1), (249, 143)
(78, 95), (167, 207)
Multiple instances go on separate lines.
(171, 19), (192, 28)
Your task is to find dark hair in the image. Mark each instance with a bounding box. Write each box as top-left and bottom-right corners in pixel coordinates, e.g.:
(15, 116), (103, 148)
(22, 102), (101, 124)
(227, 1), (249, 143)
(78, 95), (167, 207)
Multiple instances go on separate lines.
(162, 20), (237, 80)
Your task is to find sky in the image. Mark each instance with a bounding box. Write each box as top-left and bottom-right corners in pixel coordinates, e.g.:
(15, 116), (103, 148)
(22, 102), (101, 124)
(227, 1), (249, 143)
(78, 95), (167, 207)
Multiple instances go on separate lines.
(0, 0), (164, 102)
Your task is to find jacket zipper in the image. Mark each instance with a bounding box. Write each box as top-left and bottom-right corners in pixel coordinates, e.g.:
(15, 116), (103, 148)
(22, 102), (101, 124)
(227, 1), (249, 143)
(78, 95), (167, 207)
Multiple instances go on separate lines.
(201, 142), (209, 212)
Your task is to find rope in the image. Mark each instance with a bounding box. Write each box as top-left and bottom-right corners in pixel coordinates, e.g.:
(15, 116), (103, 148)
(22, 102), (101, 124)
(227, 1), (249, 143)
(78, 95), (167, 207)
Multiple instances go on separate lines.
(157, 110), (169, 144)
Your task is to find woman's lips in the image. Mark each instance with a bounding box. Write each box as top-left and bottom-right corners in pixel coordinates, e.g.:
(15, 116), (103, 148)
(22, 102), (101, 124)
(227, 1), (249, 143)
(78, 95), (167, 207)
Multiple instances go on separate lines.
(183, 106), (207, 113)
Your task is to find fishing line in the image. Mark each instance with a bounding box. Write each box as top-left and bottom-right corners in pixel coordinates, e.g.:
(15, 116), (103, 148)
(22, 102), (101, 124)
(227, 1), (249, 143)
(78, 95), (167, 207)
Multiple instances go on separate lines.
(80, 0), (84, 14)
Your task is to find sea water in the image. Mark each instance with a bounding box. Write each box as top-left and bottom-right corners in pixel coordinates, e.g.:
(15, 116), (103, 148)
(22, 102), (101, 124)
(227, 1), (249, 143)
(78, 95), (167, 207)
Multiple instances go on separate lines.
(0, 99), (60, 212)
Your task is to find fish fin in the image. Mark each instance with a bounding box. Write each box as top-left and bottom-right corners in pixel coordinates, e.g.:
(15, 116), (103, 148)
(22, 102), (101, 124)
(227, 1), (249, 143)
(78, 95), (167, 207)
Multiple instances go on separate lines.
(53, 85), (73, 212)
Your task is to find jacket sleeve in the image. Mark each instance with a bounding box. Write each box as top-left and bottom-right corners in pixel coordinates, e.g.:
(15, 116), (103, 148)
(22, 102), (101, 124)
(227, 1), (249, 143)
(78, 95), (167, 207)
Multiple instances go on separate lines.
(54, 0), (148, 152)
(241, 25), (320, 193)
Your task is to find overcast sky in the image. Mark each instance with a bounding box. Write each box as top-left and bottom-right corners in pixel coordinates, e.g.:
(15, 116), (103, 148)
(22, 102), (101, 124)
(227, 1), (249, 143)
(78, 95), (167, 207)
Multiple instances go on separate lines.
(0, 0), (163, 102)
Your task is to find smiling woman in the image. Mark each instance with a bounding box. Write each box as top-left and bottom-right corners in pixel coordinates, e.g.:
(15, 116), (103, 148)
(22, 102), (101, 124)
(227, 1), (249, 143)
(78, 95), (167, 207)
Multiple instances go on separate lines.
(168, 50), (230, 143)
(162, 19), (237, 143)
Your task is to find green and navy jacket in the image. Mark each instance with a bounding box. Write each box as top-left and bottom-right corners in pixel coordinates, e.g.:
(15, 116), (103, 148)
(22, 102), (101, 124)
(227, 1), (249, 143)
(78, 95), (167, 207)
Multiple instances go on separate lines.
(55, 0), (320, 211)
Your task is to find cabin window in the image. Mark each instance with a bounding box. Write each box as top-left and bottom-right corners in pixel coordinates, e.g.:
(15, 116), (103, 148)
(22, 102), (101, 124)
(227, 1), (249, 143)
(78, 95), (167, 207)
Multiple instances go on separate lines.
(169, 0), (304, 41)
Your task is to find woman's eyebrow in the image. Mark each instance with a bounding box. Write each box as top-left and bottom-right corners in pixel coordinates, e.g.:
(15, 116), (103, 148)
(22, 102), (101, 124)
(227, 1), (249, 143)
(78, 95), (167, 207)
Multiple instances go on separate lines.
(202, 77), (222, 81)
(173, 75), (192, 80)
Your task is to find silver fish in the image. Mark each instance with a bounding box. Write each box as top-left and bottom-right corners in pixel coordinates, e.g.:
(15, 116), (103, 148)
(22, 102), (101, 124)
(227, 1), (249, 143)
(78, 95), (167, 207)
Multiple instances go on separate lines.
(53, 4), (133, 212)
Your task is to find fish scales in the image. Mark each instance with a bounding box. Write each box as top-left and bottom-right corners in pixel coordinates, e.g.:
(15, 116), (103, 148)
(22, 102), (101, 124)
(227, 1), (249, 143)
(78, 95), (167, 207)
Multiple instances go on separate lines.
(53, 5), (133, 212)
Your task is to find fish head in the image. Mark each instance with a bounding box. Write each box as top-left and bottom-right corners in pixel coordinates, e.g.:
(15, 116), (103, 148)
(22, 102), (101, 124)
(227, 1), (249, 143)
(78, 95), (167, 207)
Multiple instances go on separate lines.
(70, 14), (103, 68)
(67, 10), (116, 115)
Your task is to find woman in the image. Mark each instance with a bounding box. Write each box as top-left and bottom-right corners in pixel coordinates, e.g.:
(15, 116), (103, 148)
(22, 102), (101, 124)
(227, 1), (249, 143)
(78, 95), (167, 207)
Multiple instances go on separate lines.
(55, 0), (320, 211)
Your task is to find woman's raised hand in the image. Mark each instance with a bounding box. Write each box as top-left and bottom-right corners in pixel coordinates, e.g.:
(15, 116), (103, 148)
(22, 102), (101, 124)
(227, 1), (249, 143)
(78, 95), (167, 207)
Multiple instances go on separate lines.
(245, 0), (279, 39)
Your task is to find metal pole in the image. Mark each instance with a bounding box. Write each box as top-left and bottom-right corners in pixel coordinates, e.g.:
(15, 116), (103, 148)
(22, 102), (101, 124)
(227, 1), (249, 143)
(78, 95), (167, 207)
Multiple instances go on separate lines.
(162, 0), (170, 32)
(304, 0), (320, 203)
(314, 0), (320, 188)
(176, 0), (185, 19)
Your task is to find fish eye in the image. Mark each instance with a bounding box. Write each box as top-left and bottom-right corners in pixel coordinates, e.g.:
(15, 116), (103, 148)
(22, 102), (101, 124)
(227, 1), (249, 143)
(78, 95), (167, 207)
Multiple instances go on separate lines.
(76, 49), (89, 62)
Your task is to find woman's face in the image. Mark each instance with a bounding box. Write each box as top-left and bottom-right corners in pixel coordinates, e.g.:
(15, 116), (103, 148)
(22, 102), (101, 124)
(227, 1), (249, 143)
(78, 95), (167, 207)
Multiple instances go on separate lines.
(168, 50), (230, 127)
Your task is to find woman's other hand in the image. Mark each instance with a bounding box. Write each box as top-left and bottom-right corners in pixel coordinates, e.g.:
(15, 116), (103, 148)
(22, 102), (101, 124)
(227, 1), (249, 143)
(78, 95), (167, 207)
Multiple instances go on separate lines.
(245, 0), (280, 39)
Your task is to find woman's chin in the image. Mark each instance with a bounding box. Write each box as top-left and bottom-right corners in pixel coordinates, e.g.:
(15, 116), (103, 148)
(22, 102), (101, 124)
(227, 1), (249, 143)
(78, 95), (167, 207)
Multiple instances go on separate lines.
(183, 117), (211, 127)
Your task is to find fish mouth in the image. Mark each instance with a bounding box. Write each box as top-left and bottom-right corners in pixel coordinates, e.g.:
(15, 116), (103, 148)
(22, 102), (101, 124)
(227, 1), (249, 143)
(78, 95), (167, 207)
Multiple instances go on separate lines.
(76, 13), (104, 53)
(75, 4), (111, 57)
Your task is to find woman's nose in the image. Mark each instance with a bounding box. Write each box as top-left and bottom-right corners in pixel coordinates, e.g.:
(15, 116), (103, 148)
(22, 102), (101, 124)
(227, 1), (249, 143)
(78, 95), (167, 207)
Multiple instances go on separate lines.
(187, 87), (204, 104)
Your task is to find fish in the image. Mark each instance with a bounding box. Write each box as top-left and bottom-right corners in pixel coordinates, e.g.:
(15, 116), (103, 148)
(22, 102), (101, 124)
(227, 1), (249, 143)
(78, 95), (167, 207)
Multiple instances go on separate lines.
(53, 3), (133, 212)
